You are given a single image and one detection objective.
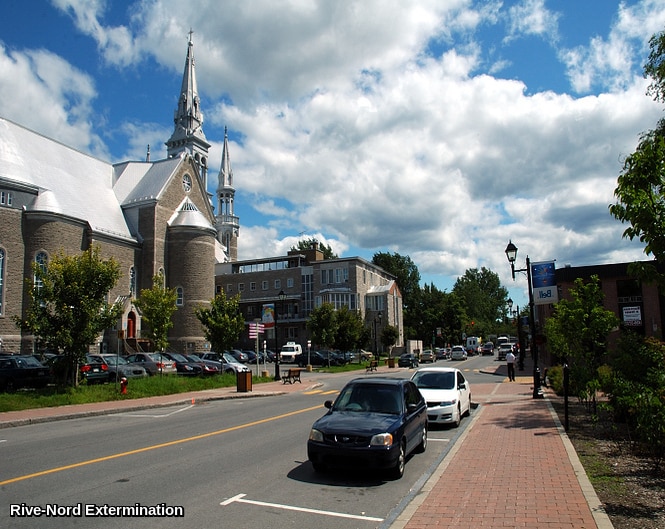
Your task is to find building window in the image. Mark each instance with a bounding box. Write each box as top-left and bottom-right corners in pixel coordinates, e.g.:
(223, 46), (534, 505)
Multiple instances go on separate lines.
(250, 282), (256, 292)
(227, 284), (233, 293)
(247, 306), (255, 317)
(287, 277), (294, 288)
(34, 251), (48, 295)
(176, 287), (184, 306)
(0, 248), (5, 316)
(274, 279), (281, 290)
(129, 266), (136, 297)
(238, 283), (245, 292)
(262, 281), (268, 290)
(216, 285), (223, 294)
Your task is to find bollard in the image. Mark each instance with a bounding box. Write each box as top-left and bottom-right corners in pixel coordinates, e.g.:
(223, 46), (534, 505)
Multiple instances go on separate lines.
(120, 377), (128, 395)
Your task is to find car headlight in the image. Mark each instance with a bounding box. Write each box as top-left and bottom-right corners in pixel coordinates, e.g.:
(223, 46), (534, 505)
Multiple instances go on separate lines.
(370, 433), (393, 446)
(309, 429), (324, 442)
(439, 399), (458, 406)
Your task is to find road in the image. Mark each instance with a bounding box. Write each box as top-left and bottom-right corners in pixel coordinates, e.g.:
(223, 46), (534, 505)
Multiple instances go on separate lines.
(0, 355), (500, 529)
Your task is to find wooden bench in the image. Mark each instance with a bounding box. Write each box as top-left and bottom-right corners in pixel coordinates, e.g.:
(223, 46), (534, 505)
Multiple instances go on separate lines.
(366, 360), (379, 372)
(281, 368), (302, 384)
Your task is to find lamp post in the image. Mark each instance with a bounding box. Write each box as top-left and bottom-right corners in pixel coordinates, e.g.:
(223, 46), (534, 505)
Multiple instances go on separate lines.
(374, 312), (383, 359)
(507, 298), (525, 371)
(505, 241), (543, 398)
(274, 290), (287, 381)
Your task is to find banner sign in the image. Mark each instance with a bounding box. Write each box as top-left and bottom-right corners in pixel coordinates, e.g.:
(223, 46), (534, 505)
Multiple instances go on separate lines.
(262, 304), (275, 329)
(622, 306), (642, 326)
(531, 260), (558, 305)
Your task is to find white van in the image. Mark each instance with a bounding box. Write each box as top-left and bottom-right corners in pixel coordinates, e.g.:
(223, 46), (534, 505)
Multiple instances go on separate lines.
(279, 342), (302, 363)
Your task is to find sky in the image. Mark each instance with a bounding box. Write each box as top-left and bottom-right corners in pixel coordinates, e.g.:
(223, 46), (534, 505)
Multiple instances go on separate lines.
(1, 0), (664, 308)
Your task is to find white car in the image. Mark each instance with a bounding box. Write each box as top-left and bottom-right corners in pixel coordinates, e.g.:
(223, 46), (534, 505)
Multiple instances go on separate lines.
(411, 367), (471, 427)
(450, 346), (467, 361)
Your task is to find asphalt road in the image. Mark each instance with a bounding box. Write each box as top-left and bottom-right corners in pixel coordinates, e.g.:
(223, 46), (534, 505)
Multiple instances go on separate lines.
(0, 357), (497, 529)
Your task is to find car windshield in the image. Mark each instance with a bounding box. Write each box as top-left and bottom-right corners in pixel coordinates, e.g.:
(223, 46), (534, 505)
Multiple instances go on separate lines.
(222, 353), (238, 363)
(187, 354), (203, 361)
(412, 371), (455, 390)
(333, 384), (401, 414)
(148, 353), (169, 362)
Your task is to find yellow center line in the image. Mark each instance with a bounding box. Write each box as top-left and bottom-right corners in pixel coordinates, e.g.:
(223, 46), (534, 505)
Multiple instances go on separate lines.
(0, 405), (322, 487)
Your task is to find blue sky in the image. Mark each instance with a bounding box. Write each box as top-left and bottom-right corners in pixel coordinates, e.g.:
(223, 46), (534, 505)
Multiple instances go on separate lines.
(1, 0), (664, 308)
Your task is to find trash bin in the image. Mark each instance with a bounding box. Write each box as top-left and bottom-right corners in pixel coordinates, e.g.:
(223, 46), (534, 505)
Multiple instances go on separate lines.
(236, 370), (252, 392)
(387, 357), (396, 368)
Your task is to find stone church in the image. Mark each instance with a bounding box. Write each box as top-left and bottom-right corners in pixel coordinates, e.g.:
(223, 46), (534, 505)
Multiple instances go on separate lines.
(0, 34), (238, 355)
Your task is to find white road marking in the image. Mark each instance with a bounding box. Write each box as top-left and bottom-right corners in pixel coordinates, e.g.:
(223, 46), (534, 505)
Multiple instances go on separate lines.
(123, 404), (194, 418)
(221, 493), (383, 522)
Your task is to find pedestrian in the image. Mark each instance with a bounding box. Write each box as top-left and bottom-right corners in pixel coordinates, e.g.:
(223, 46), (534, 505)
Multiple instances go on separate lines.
(506, 349), (516, 381)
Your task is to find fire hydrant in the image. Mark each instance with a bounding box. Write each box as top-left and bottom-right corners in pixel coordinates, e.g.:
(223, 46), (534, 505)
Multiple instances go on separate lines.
(120, 377), (128, 395)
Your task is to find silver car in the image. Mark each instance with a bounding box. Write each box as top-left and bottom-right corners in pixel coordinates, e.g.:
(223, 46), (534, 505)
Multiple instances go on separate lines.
(450, 346), (467, 361)
(88, 354), (148, 381)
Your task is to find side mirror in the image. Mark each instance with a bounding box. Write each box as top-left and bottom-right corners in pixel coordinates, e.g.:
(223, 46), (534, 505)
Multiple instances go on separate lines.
(324, 400), (333, 409)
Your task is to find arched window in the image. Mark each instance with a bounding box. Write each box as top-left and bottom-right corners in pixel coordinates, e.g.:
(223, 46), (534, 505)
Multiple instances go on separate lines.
(176, 287), (184, 307)
(129, 266), (136, 297)
(0, 248), (5, 316)
(34, 251), (48, 295)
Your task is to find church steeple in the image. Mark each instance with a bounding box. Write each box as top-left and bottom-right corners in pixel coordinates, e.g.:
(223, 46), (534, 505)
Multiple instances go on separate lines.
(166, 31), (211, 189)
(215, 126), (239, 261)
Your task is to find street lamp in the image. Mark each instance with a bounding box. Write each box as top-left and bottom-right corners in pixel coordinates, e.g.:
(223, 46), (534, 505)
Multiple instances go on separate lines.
(505, 241), (543, 398)
(274, 290), (287, 381)
(374, 312), (383, 359)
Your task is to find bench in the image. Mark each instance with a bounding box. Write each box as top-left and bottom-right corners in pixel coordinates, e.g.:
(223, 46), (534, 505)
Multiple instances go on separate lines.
(281, 368), (302, 384)
(366, 360), (379, 372)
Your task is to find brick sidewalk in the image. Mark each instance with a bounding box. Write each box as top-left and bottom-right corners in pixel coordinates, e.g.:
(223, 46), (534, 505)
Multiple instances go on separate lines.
(390, 373), (613, 529)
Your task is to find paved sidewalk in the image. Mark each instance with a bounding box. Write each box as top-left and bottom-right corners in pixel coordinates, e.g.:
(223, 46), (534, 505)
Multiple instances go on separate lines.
(390, 361), (613, 529)
(0, 360), (614, 528)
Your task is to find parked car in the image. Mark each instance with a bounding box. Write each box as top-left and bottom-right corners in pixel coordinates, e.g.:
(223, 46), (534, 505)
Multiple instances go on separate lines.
(198, 352), (250, 374)
(87, 354), (148, 381)
(398, 353), (419, 368)
(420, 350), (435, 363)
(359, 350), (374, 361)
(481, 343), (495, 356)
(411, 367), (471, 428)
(450, 346), (467, 361)
(124, 353), (177, 376)
(307, 377), (428, 478)
(295, 350), (341, 368)
(183, 354), (220, 375)
(79, 355), (110, 384)
(163, 352), (204, 376)
(228, 349), (249, 363)
(0, 355), (52, 392)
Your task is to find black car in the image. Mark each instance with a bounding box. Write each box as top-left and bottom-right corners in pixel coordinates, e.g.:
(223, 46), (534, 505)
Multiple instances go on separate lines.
(163, 352), (203, 376)
(0, 355), (52, 392)
(307, 377), (428, 478)
(398, 353), (419, 368)
(295, 350), (340, 367)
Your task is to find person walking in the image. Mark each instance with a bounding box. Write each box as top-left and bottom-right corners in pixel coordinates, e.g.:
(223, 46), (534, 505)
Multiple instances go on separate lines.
(506, 349), (516, 381)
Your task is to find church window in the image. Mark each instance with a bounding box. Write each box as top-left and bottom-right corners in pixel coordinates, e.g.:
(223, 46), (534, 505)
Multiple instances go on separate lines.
(34, 251), (48, 295)
(176, 287), (184, 306)
(129, 266), (136, 297)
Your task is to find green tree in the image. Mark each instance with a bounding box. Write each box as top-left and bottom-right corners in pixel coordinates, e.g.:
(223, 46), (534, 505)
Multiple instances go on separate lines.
(14, 246), (122, 385)
(381, 324), (399, 357)
(610, 30), (665, 290)
(307, 303), (338, 349)
(333, 306), (365, 353)
(452, 267), (508, 332)
(195, 292), (245, 354)
(544, 276), (619, 397)
(134, 273), (177, 353)
(372, 252), (421, 311)
(291, 238), (337, 259)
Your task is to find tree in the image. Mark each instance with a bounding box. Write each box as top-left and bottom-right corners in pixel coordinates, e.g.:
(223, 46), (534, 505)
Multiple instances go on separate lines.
(14, 246), (122, 385)
(381, 325), (399, 357)
(333, 306), (365, 353)
(195, 292), (246, 353)
(453, 267), (508, 332)
(544, 275), (619, 397)
(306, 303), (338, 350)
(134, 273), (177, 353)
(610, 30), (665, 290)
(372, 252), (420, 311)
(291, 238), (338, 259)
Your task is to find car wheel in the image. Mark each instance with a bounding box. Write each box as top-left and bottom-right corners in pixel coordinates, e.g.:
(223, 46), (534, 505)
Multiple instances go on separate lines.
(453, 405), (461, 428)
(415, 423), (428, 453)
(464, 396), (472, 417)
(390, 440), (406, 479)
